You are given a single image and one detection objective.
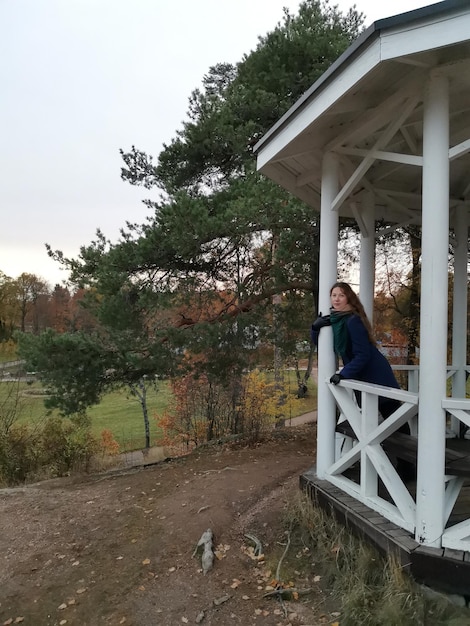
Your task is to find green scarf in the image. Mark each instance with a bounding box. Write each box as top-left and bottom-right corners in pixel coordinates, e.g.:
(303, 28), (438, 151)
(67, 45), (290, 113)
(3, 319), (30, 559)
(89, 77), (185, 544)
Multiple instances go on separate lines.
(330, 310), (353, 356)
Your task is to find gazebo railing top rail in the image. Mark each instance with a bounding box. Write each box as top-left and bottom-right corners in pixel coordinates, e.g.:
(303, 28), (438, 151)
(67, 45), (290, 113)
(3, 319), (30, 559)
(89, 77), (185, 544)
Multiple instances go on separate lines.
(336, 377), (419, 404)
(391, 365), (470, 371)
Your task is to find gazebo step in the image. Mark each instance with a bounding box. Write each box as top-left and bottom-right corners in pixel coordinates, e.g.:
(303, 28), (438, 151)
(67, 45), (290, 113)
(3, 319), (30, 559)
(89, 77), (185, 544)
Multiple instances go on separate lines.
(336, 423), (470, 478)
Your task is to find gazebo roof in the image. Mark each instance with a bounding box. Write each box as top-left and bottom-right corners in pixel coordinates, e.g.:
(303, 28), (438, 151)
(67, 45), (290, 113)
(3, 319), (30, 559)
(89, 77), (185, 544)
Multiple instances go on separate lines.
(254, 0), (470, 224)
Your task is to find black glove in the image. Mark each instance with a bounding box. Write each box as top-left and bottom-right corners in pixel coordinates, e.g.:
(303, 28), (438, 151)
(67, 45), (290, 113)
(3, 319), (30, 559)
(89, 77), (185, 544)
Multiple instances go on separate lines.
(330, 373), (343, 385)
(311, 312), (331, 332)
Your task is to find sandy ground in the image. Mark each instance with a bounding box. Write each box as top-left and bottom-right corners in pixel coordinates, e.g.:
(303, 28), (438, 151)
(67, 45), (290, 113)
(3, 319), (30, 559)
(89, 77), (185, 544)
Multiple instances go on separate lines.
(0, 420), (343, 626)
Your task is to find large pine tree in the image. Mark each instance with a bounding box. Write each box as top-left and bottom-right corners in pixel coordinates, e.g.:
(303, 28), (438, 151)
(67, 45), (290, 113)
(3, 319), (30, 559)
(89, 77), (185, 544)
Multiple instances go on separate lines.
(24, 1), (365, 419)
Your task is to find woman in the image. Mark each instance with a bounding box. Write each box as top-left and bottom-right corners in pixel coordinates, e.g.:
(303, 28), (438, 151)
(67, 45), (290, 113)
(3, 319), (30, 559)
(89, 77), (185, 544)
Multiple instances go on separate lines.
(311, 282), (400, 419)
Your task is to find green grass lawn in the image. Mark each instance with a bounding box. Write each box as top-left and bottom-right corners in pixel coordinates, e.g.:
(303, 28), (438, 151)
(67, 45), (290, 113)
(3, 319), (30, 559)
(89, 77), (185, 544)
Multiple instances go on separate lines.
(87, 384), (173, 450)
(265, 368), (318, 413)
(0, 347), (19, 364)
(1, 380), (173, 451)
(0, 370), (318, 453)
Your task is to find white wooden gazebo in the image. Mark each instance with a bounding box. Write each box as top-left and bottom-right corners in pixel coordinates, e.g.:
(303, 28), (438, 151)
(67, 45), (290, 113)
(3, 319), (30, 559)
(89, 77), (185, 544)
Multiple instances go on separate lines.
(254, 0), (470, 570)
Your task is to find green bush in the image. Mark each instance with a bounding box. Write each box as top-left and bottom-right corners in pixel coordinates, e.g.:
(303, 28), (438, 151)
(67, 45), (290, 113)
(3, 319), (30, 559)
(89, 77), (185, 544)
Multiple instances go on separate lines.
(39, 416), (98, 477)
(0, 415), (99, 486)
(0, 423), (41, 485)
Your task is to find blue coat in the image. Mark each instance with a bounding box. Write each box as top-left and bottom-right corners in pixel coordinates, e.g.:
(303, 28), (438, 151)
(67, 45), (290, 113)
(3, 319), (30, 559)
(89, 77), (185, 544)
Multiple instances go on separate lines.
(311, 312), (401, 418)
(338, 314), (399, 389)
(311, 313), (399, 388)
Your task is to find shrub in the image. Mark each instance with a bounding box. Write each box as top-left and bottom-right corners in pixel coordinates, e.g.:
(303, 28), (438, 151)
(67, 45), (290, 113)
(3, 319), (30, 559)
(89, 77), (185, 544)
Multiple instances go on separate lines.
(0, 423), (41, 485)
(155, 371), (235, 450)
(155, 367), (307, 449)
(0, 339), (17, 361)
(39, 416), (98, 477)
(0, 415), (100, 486)
(99, 429), (120, 456)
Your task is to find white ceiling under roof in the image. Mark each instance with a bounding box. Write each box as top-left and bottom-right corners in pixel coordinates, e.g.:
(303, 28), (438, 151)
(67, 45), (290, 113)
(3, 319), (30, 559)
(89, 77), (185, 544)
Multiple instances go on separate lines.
(254, 0), (470, 226)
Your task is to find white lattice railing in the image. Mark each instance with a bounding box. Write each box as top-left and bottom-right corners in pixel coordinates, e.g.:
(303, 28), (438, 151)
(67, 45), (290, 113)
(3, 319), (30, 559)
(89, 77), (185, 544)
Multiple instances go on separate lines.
(391, 364), (470, 391)
(392, 364), (470, 437)
(326, 379), (418, 532)
(325, 379), (470, 548)
(441, 397), (470, 550)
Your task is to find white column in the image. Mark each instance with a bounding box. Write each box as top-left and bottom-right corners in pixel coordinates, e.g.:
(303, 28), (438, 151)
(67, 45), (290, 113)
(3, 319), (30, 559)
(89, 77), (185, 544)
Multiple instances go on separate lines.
(415, 72), (449, 547)
(359, 192), (375, 322)
(316, 152), (339, 478)
(451, 208), (468, 404)
(359, 196), (378, 468)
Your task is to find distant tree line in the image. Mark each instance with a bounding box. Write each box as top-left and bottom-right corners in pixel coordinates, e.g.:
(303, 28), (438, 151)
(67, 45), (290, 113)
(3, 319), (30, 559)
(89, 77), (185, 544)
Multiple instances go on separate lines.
(0, 271), (94, 342)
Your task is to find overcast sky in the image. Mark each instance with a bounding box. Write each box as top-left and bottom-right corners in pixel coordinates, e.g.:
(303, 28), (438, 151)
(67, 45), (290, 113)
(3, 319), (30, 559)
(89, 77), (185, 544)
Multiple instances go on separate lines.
(1, 0), (435, 286)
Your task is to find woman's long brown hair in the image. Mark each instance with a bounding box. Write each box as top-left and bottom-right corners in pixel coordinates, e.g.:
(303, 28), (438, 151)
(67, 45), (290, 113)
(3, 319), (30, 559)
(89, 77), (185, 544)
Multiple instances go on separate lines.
(330, 282), (376, 345)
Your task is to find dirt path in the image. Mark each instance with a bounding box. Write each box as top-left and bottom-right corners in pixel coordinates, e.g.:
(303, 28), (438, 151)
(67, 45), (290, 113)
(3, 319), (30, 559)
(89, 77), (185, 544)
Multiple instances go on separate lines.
(0, 423), (339, 626)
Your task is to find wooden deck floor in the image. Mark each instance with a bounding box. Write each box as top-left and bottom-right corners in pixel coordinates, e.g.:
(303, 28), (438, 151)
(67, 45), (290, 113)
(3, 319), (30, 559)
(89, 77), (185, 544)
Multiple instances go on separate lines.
(300, 467), (470, 598)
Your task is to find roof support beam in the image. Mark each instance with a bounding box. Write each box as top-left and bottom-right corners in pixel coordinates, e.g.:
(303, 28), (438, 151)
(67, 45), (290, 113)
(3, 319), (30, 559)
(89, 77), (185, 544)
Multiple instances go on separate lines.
(331, 97), (420, 212)
(449, 138), (470, 161)
(296, 168), (319, 188)
(326, 71), (423, 152)
(376, 220), (414, 237)
(373, 188), (416, 219)
(336, 147), (423, 167)
(351, 202), (369, 237)
(400, 126), (419, 154)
